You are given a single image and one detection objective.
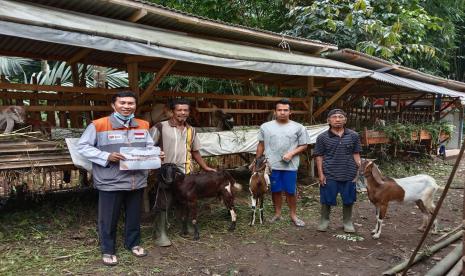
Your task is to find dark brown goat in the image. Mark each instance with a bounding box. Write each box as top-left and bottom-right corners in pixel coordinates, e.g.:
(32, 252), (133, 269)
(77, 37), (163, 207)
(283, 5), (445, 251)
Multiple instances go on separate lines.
(160, 164), (241, 240)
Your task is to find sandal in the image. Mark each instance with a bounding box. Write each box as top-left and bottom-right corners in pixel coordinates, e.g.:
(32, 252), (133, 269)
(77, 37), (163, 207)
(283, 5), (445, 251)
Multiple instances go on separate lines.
(292, 218), (305, 227)
(269, 215), (282, 223)
(131, 246), (147, 257)
(102, 254), (118, 266)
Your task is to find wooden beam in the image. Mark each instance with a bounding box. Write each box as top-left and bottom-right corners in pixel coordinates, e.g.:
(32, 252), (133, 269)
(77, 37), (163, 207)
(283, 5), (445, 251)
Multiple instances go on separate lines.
(440, 98), (460, 112)
(24, 106), (112, 112)
(313, 79), (359, 118)
(141, 90), (308, 102)
(399, 93), (427, 114)
(68, 48), (93, 64)
(123, 55), (161, 64)
(195, 108), (308, 114)
(139, 60), (177, 104)
(0, 83), (127, 94)
(440, 109), (454, 120)
(2, 91), (110, 101)
(127, 8), (147, 22)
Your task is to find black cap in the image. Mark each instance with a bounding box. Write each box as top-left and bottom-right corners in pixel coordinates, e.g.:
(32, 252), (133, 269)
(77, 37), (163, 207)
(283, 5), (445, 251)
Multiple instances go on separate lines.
(327, 108), (347, 118)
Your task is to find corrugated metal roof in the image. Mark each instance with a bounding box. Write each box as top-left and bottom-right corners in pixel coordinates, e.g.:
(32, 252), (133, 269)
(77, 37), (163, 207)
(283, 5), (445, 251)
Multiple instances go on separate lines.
(327, 49), (465, 92)
(371, 72), (465, 99)
(0, 2), (371, 79)
(20, 0), (336, 54)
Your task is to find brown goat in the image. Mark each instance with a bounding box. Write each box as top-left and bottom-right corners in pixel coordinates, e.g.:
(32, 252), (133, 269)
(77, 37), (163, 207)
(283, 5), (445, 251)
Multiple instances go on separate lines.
(361, 159), (440, 239)
(160, 164), (241, 240)
(248, 155), (270, 226)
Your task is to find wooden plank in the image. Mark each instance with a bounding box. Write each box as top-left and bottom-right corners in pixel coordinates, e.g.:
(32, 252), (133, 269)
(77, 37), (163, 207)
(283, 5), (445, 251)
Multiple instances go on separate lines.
(0, 140), (60, 147)
(127, 8), (147, 22)
(0, 91), (110, 101)
(0, 83), (127, 94)
(139, 60), (177, 105)
(123, 55), (160, 63)
(143, 91), (307, 102)
(195, 107), (308, 114)
(0, 147), (66, 154)
(0, 154), (71, 162)
(68, 48), (93, 64)
(0, 160), (74, 170)
(313, 79), (359, 118)
(24, 105), (112, 112)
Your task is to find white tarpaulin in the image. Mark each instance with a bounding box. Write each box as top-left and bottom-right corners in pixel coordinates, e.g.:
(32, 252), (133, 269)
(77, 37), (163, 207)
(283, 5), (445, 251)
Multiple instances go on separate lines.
(198, 124), (329, 156)
(0, 1), (372, 78)
(65, 124), (329, 171)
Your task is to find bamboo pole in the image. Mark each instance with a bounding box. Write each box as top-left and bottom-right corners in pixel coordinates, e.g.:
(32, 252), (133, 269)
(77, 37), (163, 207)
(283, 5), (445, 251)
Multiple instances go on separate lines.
(445, 258), (463, 276)
(401, 137), (465, 275)
(383, 231), (463, 275)
(425, 243), (462, 276)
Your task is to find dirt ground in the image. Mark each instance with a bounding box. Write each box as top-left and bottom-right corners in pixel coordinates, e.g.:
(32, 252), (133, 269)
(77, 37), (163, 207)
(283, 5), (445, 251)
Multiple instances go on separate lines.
(0, 156), (463, 275)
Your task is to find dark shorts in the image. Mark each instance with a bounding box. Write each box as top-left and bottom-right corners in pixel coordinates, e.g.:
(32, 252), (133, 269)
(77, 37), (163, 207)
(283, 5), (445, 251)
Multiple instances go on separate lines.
(270, 170), (297, 195)
(320, 179), (356, 205)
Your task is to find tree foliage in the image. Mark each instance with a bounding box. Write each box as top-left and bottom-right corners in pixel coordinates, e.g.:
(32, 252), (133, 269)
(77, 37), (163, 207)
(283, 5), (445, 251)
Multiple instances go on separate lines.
(284, 0), (460, 76)
(148, 0), (288, 32)
(149, 0), (465, 79)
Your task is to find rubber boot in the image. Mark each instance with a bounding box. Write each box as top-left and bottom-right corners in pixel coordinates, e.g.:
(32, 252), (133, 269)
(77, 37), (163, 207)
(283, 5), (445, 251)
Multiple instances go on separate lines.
(343, 204), (355, 233)
(317, 205), (331, 232)
(154, 211), (172, 247)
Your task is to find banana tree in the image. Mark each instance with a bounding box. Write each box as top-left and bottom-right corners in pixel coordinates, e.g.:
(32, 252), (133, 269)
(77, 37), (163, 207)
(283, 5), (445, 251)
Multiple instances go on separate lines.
(0, 56), (32, 82)
(31, 61), (128, 87)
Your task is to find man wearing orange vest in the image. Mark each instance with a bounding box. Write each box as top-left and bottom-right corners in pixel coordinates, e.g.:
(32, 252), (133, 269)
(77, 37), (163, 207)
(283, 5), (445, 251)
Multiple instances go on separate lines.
(150, 98), (215, 247)
(77, 91), (155, 266)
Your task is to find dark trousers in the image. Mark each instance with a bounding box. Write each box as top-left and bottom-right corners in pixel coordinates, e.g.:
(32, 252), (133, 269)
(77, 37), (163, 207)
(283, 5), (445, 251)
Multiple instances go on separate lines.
(98, 189), (143, 255)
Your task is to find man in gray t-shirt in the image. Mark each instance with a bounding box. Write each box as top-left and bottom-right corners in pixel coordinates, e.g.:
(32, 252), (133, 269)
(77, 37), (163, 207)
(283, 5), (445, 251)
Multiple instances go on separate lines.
(255, 99), (309, 227)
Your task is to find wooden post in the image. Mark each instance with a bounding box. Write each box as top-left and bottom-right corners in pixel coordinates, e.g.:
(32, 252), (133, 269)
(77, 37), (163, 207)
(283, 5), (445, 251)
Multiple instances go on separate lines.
(31, 76), (40, 120)
(127, 62), (139, 98)
(306, 76), (314, 124)
(70, 63), (81, 128)
(396, 94), (401, 122)
(306, 77), (315, 177)
(431, 94), (436, 122)
(56, 77), (67, 128)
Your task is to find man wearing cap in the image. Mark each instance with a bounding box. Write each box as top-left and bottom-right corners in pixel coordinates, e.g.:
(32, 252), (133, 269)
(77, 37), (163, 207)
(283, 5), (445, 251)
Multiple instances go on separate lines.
(314, 108), (361, 233)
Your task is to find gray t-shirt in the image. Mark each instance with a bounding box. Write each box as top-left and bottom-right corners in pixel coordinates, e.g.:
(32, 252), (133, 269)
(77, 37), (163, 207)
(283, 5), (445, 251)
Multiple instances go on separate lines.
(258, 120), (310, 171)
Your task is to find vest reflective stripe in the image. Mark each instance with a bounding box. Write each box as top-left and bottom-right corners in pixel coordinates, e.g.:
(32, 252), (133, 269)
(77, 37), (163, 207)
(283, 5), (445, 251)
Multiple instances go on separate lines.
(185, 126), (193, 174)
(93, 116), (149, 132)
